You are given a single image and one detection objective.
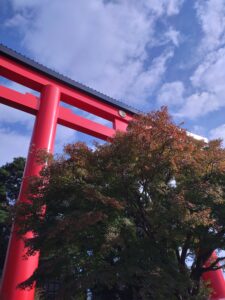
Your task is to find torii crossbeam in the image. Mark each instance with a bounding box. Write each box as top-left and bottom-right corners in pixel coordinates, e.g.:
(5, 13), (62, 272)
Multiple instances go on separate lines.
(0, 44), (224, 300)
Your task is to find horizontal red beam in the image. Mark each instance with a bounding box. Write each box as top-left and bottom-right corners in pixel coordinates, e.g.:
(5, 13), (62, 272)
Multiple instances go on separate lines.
(59, 107), (115, 140)
(0, 55), (133, 123)
(0, 85), (115, 141)
(0, 85), (38, 114)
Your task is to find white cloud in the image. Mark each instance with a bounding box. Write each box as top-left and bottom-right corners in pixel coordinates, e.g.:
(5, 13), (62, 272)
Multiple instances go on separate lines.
(157, 81), (184, 106)
(209, 124), (225, 146)
(165, 27), (181, 47)
(144, 0), (184, 16)
(0, 104), (34, 128)
(191, 48), (225, 96)
(174, 2), (225, 120)
(4, 13), (28, 27)
(55, 125), (76, 154)
(177, 92), (218, 119)
(165, 0), (184, 16)
(0, 127), (30, 166)
(177, 47), (225, 119)
(5, 0), (184, 107)
(195, 0), (225, 51)
(124, 50), (174, 104)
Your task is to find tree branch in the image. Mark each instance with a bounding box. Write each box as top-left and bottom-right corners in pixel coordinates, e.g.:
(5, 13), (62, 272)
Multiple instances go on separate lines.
(202, 256), (225, 273)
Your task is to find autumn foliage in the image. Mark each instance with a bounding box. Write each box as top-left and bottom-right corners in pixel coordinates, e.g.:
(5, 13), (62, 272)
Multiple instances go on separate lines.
(17, 108), (225, 299)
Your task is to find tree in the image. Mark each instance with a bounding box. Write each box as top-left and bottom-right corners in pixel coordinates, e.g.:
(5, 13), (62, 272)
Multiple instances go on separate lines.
(0, 157), (25, 272)
(17, 108), (225, 299)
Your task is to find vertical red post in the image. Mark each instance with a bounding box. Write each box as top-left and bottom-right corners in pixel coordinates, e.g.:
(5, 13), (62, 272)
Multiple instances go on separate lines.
(0, 85), (60, 300)
(113, 118), (128, 132)
(202, 252), (225, 299)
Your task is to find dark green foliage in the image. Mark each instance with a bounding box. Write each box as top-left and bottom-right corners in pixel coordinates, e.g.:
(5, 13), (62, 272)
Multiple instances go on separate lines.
(0, 157), (25, 271)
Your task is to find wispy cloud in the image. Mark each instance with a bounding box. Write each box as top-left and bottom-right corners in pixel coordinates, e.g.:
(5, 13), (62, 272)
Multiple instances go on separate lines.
(177, 92), (218, 119)
(195, 0), (225, 52)
(164, 27), (181, 47)
(0, 127), (30, 166)
(5, 0), (184, 107)
(4, 13), (28, 28)
(170, 0), (225, 119)
(157, 81), (184, 106)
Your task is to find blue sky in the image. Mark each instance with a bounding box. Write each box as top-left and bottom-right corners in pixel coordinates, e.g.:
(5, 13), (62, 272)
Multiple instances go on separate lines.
(1, 0), (225, 165)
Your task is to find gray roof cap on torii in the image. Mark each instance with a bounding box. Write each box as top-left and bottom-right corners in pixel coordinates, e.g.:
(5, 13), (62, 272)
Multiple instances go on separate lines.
(0, 44), (140, 115)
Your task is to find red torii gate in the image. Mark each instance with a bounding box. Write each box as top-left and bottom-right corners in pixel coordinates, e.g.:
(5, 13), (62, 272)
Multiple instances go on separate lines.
(0, 44), (224, 300)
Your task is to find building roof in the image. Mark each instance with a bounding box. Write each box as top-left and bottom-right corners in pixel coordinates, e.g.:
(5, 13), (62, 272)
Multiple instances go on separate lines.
(0, 44), (140, 115)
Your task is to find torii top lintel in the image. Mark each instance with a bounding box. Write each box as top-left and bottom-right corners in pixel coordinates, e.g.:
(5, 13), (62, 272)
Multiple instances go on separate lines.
(0, 44), (141, 141)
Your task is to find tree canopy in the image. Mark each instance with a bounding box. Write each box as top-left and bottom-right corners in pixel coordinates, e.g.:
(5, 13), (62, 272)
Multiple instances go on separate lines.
(0, 157), (25, 272)
(17, 108), (225, 299)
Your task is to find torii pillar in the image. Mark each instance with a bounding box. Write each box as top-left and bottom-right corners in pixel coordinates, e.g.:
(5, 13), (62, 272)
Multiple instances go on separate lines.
(0, 85), (60, 300)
